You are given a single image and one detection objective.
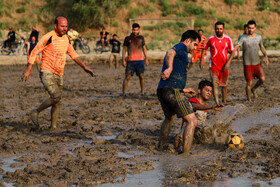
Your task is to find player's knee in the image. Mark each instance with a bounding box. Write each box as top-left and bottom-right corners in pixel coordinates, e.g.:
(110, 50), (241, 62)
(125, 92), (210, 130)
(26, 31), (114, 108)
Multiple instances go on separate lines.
(52, 96), (61, 104)
(125, 75), (131, 81)
(260, 77), (265, 83)
(138, 73), (144, 79)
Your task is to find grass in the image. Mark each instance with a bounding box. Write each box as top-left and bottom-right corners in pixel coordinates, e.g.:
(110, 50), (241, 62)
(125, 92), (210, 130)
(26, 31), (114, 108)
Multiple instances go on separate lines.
(234, 17), (246, 30)
(217, 17), (231, 24)
(112, 21), (119, 27)
(257, 0), (272, 11)
(0, 21), (11, 29)
(208, 8), (216, 18)
(160, 0), (173, 16)
(224, 0), (245, 6)
(16, 6), (26, 13)
(129, 7), (144, 18)
(194, 18), (210, 28)
(4, 9), (12, 18)
(276, 36), (280, 43)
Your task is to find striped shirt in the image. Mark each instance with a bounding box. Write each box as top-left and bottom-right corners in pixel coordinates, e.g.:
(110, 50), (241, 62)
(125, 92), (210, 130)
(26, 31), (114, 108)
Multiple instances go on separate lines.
(28, 30), (79, 76)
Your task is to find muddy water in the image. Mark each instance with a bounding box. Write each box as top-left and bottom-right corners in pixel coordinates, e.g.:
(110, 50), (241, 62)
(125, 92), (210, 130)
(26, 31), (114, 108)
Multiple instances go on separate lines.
(0, 59), (279, 185)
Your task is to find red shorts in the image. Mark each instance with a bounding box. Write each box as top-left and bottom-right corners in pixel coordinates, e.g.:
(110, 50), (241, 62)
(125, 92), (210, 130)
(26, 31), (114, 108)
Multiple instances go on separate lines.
(244, 64), (265, 82)
(191, 50), (205, 62)
(210, 66), (229, 87)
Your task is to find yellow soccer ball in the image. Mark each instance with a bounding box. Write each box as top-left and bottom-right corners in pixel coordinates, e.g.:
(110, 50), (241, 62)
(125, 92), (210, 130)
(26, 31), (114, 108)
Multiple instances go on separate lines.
(227, 133), (245, 150)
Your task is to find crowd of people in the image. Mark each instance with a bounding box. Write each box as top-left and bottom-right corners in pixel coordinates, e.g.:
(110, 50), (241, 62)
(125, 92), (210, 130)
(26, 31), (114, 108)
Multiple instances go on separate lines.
(1, 16), (268, 155)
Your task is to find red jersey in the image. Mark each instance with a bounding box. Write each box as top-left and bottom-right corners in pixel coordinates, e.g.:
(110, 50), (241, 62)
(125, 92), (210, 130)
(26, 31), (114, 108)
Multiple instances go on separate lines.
(204, 35), (234, 70)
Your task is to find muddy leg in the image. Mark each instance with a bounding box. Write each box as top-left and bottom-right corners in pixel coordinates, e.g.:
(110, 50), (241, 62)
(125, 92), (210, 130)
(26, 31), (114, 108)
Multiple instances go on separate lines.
(139, 73), (144, 95)
(122, 74), (131, 95)
(108, 54), (113, 69)
(182, 113), (197, 155)
(252, 76), (265, 99)
(222, 86), (227, 103)
(246, 80), (253, 102)
(159, 115), (175, 150)
(51, 100), (61, 129)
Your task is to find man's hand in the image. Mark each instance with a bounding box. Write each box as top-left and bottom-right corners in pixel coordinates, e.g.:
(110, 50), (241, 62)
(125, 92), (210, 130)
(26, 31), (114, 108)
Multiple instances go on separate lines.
(161, 68), (172, 80)
(223, 62), (230, 71)
(122, 60), (127, 67)
(200, 58), (206, 70)
(84, 66), (94, 77)
(212, 104), (224, 111)
(21, 68), (31, 82)
(145, 58), (149, 66)
(264, 56), (269, 66)
(183, 88), (196, 97)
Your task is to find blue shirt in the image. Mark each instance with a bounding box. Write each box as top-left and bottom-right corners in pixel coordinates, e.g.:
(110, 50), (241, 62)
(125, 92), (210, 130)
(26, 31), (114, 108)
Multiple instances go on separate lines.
(157, 43), (189, 91)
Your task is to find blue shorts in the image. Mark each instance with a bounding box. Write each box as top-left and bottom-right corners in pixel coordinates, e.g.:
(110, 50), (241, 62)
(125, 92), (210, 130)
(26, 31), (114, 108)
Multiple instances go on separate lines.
(125, 61), (144, 76)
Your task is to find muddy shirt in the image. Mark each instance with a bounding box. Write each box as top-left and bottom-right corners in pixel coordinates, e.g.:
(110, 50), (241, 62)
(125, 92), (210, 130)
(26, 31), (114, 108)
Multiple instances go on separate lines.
(110, 39), (121, 53)
(237, 34), (263, 66)
(157, 43), (189, 91)
(28, 30), (79, 76)
(123, 33), (145, 61)
(189, 97), (207, 127)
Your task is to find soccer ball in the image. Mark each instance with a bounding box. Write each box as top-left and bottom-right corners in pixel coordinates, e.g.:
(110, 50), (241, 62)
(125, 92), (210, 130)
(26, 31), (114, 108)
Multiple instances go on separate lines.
(227, 133), (245, 150)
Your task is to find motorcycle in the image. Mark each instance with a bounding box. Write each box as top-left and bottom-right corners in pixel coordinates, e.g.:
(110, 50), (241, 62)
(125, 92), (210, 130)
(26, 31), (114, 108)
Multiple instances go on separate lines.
(73, 37), (90, 54)
(94, 40), (110, 54)
(0, 37), (27, 56)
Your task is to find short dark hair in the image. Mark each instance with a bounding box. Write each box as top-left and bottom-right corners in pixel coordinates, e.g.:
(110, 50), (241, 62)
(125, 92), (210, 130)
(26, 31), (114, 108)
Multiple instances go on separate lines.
(243, 24), (248, 29)
(247, 20), (256, 26)
(198, 29), (203, 32)
(198, 80), (213, 90)
(132, 23), (140, 29)
(180, 30), (201, 42)
(215, 21), (225, 28)
(113, 34), (117, 37)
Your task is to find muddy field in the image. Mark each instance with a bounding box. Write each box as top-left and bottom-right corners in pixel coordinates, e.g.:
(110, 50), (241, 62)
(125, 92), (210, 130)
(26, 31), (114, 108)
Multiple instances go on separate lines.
(0, 56), (279, 186)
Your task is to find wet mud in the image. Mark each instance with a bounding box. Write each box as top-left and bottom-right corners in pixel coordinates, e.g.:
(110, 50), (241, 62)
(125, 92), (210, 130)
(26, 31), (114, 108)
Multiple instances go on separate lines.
(0, 57), (279, 186)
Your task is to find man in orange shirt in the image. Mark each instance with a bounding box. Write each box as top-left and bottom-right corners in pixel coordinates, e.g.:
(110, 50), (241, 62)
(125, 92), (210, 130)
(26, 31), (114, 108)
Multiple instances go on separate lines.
(189, 29), (206, 70)
(22, 17), (94, 130)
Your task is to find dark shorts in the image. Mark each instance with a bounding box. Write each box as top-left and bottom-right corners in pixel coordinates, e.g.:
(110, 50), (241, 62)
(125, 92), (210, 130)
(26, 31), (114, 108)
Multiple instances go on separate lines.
(125, 60), (145, 76)
(244, 64), (265, 82)
(157, 87), (194, 118)
(40, 70), (63, 99)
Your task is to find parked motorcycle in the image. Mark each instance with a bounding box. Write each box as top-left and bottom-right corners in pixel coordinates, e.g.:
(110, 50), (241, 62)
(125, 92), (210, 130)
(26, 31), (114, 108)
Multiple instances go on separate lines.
(74, 37), (90, 54)
(94, 40), (110, 54)
(0, 37), (26, 56)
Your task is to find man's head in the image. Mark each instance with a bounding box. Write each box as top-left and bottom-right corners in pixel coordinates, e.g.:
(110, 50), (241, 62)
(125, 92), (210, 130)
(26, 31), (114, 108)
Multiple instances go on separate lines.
(247, 20), (256, 35)
(243, 24), (248, 34)
(69, 28), (73, 32)
(102, 27), (106, 32)
(180, 30), (201, 53)
(31, 36), (36, 43)
(54, 16), (68, 36)
(198, 29), (203, 37)
(9, 27), (13, 32)
(215, 21), (225, 37)
(113, 34), (117, 39)
(132, 23), (140, 36)
(198, 80), (213, 101)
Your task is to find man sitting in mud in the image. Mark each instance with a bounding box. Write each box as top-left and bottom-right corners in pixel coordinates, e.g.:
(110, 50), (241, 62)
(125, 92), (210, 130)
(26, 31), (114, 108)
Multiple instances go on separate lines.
(157, 30), (200, 155)
(174, 80), (224, 149)
(21, 16), (94, 130)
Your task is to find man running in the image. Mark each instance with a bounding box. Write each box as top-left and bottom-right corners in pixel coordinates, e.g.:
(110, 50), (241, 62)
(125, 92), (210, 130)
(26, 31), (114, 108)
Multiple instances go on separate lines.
(157, 30), (200, 155)
(201, 21), (235, 104)
(109, 34), (123, 69)
(174, 80), (224, 148)
(21, 16), (94, 130)
(235, 20), (269, 102)
(122, 23), (149, 95)
(27, 36), (40, 70)
(189, 29), (207, 70)
(237, 24), (248, 60)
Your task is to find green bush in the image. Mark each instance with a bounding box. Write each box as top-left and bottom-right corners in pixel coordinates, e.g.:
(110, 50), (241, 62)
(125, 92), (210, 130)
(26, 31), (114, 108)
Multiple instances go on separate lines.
(0, 21), (11, 29)
(194, 18), (210, 28)
(0, 30), (2, 38)
(16, 6), (26, 13)
(276, 36), (280, 43)
(112, 21), (119, 27)
(208, 8), (216, 18)
(217, 17), (231, 24)
(4, 9), (12, 18)
(160, 0), (173, 16)
(0, 0), (4, 9)
(224, 0), (245, 6)
(257, 0), (272, 11)
(129, 7), (144, 18)
(146, 5), (155, 13)
(234, 17), (246, 29)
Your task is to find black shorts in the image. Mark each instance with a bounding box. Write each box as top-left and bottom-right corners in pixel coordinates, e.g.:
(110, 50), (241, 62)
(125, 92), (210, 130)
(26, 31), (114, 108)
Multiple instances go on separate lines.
(157, 87), (194, 118)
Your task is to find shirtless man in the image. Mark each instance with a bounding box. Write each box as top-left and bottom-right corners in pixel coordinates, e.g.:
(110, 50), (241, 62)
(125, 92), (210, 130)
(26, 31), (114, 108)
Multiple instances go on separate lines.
(235, 20), (269, 102)
(201, 21), (235, 104)
(22, 17), (94, 130)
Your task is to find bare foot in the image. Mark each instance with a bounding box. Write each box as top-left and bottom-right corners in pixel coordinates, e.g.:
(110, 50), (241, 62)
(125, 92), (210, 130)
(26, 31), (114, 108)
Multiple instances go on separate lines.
(174, 135), (183, 149)
(251, 88), (258, 99)
(30, 109), (39, 127)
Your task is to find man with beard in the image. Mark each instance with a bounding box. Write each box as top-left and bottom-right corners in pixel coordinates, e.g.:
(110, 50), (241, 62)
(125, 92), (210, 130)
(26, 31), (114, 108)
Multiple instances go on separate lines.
(200, 21), (235, 104)
(122, 23), (149, 95)
(21, 16), (94, 130)
(157, 30), (200, 155)
(235, 20), (269, 102)
(174, 80), (224, 149)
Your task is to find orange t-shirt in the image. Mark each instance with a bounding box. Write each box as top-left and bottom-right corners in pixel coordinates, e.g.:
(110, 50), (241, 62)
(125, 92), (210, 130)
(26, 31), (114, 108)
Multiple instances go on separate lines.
(28, 30), (79, 76)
